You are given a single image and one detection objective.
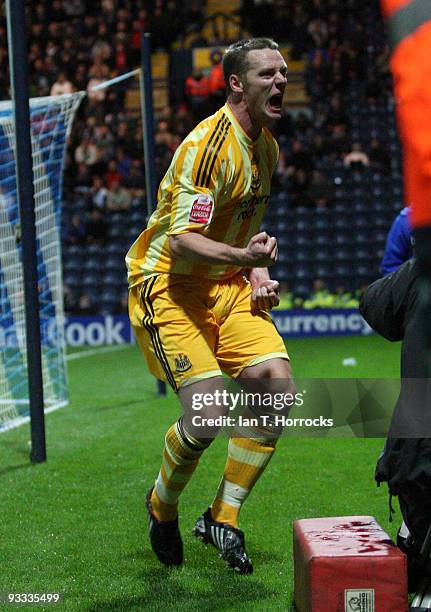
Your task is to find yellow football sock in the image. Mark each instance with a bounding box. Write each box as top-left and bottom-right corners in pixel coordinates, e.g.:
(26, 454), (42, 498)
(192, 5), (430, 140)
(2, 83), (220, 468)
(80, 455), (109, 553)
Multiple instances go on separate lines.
(151, 418), (208, 522)
(211, 436), (276, 528)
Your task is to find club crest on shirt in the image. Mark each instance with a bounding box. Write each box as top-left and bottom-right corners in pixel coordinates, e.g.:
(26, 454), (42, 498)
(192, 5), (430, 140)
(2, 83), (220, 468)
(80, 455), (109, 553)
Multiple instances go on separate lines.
(175, 354), (192, 373)
(189, 194), (214, 224)
(250, 155), (261, 193)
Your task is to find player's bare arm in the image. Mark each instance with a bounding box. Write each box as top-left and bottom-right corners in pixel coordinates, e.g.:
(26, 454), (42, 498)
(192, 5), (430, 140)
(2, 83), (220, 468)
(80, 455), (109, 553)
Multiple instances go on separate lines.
(169, 230), (278, 268)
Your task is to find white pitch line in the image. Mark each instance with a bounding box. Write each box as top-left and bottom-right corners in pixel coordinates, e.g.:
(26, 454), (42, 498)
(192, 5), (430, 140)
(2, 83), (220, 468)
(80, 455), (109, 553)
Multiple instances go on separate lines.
(67, 344), (130, 361)
(0, 400), (69, 433)
(0, 345), (132, 433)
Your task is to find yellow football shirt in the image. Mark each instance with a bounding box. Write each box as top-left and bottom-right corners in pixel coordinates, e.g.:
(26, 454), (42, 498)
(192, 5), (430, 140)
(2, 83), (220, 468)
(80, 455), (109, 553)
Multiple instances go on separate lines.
(126, 103), (279, 286)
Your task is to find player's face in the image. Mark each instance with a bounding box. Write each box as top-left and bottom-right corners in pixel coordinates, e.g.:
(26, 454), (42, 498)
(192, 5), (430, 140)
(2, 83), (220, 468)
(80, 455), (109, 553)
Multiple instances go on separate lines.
(242, 49), (287, 126)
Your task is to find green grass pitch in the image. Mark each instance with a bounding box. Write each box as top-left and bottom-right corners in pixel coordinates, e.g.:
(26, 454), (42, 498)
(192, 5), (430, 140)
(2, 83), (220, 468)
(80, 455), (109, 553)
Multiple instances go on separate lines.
(1, 335), (401, 611)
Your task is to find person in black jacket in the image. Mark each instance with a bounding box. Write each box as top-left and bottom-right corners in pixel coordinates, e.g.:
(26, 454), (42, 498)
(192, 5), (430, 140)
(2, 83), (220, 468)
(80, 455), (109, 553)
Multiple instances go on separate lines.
(360, 259), (431, 596)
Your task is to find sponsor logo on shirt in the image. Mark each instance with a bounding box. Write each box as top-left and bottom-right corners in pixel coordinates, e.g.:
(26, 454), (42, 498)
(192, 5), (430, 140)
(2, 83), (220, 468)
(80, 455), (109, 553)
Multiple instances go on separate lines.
(189, 194), (214, 224)
(236, 195), (269, 221)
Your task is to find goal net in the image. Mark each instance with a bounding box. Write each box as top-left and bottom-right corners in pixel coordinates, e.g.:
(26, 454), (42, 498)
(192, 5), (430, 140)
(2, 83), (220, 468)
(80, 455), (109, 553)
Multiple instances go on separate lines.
(0, 92), (85, 432)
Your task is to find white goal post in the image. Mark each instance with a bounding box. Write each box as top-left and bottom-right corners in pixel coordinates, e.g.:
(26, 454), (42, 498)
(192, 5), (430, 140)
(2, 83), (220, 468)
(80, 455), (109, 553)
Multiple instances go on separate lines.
(0, 92), (85, 431)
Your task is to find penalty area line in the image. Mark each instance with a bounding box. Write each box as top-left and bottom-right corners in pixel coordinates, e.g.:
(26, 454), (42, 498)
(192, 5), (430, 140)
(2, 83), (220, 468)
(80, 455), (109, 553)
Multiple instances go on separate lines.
(67, 344), (130, 361)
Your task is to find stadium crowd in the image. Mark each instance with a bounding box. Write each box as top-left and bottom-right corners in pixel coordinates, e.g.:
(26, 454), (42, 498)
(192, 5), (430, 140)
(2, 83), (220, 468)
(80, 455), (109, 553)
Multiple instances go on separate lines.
(0, 0), (400, 314)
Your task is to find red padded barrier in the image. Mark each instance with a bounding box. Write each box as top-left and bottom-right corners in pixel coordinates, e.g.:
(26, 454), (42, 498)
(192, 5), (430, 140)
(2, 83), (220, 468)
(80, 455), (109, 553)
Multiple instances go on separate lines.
(293, 516), (408, 612)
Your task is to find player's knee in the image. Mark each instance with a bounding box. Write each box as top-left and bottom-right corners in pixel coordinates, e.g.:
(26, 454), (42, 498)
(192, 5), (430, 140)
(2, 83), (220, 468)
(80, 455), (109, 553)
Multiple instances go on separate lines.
(179, 376), (229, 440)
(241, 358), (295, 396)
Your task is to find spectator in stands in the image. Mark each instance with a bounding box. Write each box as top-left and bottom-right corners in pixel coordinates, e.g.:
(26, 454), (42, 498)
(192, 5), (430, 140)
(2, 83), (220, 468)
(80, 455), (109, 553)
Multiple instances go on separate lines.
(113, 291), (129, 315)
(333, 284), (358, 308)
(88, 175), (108, 210)
(327, 55), (348, 95)
(303, 279), (332, 309)
(105, 160), (122, 190)
(170, 104), (195, 139)
(381, 207), (413, 275)
(75, 163), (93, 189)
(74, 136), (99, 167)
(50, 71), (74, 96)
(327, 123), (350, 159)
(305, 50), (330, 100)
(114, 42), (129, 72)
(208, 50), (226, 113)
(311, 134), (329, 161)
(273, 106), (294, 139)
(30, 58), (50, 96)
(106, 179), (132, 212)
(285, 139), (314, 177)
(288, 1), (310, 59)
(344, 143), (370, 170)
(150, 5), (171, 51)
(130, 19), (143, 65)
(63, 0), (85, 19)
(375, 43), (391, 83)
(76, 294), (97, 316)
(294, 111), (312, 135)
(369, 138), (391, 175)
(63, 285), (77, 315)
(64, 213), (86, 246)
(307, 170), (333, 209)
(86, 207), (108, 245)
(123, 160), (145, 197)
(325, 94), (349, 133)
(307, 16), (328, 49)
(185, 67), (210, 123)
(185, 0), (205, 32)
(93, 124), (114, 163)
(288, 168), (313, 207)
(91, 25), (112, 63)
(277, 282), (295, 309)
(116, 146), (133, 180)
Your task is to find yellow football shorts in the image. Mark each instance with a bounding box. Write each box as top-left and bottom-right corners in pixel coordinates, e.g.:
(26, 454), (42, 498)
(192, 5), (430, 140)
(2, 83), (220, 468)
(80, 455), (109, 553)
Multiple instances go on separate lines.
(129, 272), (289, 392)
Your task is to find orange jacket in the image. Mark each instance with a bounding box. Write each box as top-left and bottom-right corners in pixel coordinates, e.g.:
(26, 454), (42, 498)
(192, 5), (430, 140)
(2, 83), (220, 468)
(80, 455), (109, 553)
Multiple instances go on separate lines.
(185, 75), (210, 98)
(381, 0), (431, 227)
(208, 63), (225, 94)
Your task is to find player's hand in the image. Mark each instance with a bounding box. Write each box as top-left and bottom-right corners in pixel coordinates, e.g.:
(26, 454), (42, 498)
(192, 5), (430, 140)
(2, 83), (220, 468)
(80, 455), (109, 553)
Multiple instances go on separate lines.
(242, 232), (278, 267)
(251, 279), (280, 310)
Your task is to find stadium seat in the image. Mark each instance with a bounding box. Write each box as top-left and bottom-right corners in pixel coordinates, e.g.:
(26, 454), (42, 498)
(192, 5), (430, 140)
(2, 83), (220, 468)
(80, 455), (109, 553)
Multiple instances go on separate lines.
(353, 217), (370, 229)
(315, 249), (332, 262)
(63, 255), (82, 272)
(63, 272), (80, 288)
(334, 234), (349, 246)
(354, 232), (370, 244)
(352, 202), (367, 213)
(81, 272), (101, 287)
(295, 250), (312, 263)
(86, 244), (104, 257)
(334, 248), (352, 261)
(333, 263), (350, 276)
(314, 265), (332, 280)
(292, 283), (312, 298)
(100, 289), (120, 311)
(63, 244), (81, 257)
(295, 265), (313, 281)
(105, 243), (125, 256)
(105, 255), (125, 271)
(84, 258), (101, 272)
(108, 221), (128, 238)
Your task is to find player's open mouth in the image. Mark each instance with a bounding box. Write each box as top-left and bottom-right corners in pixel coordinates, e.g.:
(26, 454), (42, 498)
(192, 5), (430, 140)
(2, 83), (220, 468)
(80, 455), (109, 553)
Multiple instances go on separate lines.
(267, 94), (283, 113)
